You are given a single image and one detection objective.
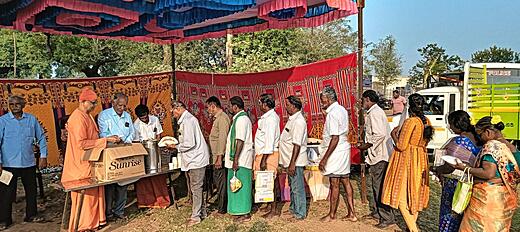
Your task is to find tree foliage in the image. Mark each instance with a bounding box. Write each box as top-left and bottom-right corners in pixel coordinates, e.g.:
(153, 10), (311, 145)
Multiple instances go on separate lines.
(0, 19), (357, 78)
(408, 43), (464, 89)
(175, 38), (226, 73)
(471, 45), (520, 63)
(368, 35), (402, 94)
(0, 30), (52, 78)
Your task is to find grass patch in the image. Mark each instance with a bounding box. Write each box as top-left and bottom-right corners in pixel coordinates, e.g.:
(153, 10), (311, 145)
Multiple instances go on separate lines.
(121, 173), (520, 232)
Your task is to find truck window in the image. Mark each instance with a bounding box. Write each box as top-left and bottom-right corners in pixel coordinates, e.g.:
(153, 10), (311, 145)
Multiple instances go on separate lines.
(449, 94), (456, 113)
(423, 95), (444, 115)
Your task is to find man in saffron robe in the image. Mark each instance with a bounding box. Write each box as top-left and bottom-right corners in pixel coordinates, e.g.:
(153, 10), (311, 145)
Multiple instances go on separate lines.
(61, 87), (120, 231)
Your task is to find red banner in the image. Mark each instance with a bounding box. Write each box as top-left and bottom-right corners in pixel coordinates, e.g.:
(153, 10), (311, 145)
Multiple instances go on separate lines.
(0, 53), (360, 167)
(176, 53), (361, 164)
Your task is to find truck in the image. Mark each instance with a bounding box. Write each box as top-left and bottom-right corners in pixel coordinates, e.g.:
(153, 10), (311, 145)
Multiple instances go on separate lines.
(417, 62), (520, 149)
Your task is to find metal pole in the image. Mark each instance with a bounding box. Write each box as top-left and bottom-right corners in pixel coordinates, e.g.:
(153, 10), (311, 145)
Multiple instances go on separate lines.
(357, 0), (368, 205)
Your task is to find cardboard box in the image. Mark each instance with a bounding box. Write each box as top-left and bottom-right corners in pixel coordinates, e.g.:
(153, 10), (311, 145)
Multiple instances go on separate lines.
(254, 189), (274, 203)
(84, 143), (148, 182)
(255, 171), (275, 189)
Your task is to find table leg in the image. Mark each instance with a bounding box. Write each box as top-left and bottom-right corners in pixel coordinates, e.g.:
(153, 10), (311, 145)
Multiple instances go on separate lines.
(74, 190), (85, 232)
(61, 192), (70, 231)
(168, 174), (178, 210)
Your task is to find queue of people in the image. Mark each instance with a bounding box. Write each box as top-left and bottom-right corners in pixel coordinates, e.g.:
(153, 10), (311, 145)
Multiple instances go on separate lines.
(1, 86), (518, 232)
(360, 89), (520, 232)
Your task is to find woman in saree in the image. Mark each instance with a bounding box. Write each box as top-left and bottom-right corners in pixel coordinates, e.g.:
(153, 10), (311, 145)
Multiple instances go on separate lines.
(431, 110), (480, 232)
(451, 116), (520, 232)
(382, 93), (434, 232)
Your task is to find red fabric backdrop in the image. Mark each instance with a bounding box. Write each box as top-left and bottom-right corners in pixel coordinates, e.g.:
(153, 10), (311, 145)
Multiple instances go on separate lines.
(176, 53), (361, 164)
(0, 53), (360, 167)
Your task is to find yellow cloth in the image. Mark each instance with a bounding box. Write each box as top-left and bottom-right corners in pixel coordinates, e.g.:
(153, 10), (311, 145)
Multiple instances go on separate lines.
(382, 117), (430, 214)
(398, 156), (419, 232)
(303, 169), (330, 202)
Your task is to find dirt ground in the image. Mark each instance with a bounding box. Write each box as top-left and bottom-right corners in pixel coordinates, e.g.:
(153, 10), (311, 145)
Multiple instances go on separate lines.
(4, 172), (520, 232)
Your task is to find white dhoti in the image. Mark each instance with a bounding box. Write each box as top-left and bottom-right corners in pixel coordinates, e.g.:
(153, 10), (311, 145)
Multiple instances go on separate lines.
(319, 141), (351, 176)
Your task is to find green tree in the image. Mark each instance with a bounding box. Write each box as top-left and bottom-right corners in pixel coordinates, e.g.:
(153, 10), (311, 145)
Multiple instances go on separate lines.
(0, 29), (52, 78)
(471, 45), (520, 63)
(229, 19), (357, 73)
(408, 43), (464, 89)
(0, 19), (357, 78)
(231, 29), (300, 73)
(52, 36), (127, 77)
(175, 38), (226, 73)
(119, 43), (170, 75)
(294, 19), (357, 64)
(368, 35), (402, 95)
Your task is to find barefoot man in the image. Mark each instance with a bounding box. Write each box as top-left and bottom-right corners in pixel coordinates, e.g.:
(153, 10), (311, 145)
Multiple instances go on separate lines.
(318, 87), (357, 222)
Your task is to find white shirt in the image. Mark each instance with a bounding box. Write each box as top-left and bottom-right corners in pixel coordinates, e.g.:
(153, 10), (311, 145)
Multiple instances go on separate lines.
(319, 102), (351, 175)
(364, 104), (393, 165)
(177, 111), (210, 171)
(279, 111), (308, 168)
(225, 111), (254, 169)
(254, 109), (280, 155)
(133, 115), (163, 141)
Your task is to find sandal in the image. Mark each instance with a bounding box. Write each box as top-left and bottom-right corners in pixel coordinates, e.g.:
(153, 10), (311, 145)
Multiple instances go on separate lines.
(24, 216), (45, 223)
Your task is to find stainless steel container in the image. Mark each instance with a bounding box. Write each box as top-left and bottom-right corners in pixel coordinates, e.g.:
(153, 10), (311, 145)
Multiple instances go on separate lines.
(142, 140), (161, 174)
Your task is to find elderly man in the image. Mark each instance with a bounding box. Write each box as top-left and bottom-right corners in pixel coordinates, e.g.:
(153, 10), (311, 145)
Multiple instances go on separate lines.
(206, 96), (231, 215)
(279, 96), (308, 220)
(98, 92), (135, 220)
(225, 96), (254, 222)
(318, 86), (357, 222)
(0, 95), (48, 230)
(358, 90), (395, 229)
(254, 93), (280, 218)
(133, 104), (170, 209)
(62, 88), (120, 231)
(169, 101), (209, 226)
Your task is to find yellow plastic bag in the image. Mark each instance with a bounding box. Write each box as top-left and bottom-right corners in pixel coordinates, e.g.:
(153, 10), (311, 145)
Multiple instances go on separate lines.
(452, 167), (473, 214)
(230, 171), (242, 192)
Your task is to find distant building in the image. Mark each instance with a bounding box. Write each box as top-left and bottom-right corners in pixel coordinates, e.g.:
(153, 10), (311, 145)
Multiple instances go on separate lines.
(369, 75), (411, 98)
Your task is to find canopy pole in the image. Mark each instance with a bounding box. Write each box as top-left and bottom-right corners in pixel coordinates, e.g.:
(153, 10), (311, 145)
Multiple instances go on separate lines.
(171, 44), (179, 138)
(357, 0), (368, 205)
(171, 44), (177, 101)
(13, 31), (17, 78)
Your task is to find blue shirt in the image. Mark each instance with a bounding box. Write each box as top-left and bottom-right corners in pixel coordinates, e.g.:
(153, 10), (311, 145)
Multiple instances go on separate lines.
(0, 112), (48, 168)
(98, 108), (135, 143)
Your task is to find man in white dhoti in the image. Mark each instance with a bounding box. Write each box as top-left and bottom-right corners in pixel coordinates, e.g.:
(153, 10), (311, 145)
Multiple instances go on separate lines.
(318, 86), (357, 222)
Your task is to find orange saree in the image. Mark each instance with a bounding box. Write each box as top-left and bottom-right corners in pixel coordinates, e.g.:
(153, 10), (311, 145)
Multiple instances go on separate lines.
(459, 140), (520, 232)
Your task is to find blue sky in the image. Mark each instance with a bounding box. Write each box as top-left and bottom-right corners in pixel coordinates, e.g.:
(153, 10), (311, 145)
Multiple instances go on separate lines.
(349, 0), (520, 75)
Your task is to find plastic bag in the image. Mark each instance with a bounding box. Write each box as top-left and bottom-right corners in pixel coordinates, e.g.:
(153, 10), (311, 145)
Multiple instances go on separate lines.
(230, 171), (242, 192)
(452, 167), (473, 214)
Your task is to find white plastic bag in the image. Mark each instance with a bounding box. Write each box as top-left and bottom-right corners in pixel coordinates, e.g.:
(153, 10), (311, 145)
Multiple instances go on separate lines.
(230, 171), (242, 192)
